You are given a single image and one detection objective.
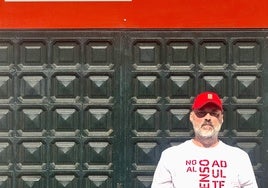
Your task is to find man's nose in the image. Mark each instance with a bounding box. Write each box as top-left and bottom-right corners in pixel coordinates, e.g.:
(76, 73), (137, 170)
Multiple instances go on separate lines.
(204, 113), (212, 120)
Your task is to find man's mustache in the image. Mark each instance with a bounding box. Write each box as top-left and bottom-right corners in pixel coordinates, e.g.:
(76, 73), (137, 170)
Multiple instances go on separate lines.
(201, 121), (213, 127)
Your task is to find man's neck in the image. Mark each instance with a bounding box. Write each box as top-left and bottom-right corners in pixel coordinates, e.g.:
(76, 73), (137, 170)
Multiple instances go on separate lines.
(192, 136), (219, 148)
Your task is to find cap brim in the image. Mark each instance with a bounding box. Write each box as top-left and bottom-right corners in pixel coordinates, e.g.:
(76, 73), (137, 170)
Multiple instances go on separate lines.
(193, 101), (222, 111)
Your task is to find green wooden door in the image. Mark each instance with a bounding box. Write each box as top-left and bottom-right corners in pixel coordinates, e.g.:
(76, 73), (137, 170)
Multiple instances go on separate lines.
(123, 31), (268, 188)
(0, 31), (123, 188)
(0, 30), (267, 188)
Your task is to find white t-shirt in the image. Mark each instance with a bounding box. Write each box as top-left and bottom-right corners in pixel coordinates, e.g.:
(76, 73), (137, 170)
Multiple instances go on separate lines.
(151, 140), (258, 188)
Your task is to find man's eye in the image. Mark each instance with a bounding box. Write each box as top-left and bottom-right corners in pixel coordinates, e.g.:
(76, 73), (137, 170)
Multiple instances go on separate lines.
(199, 111), (207, 116)
(194, 110), (221, 118)
(210, 112), (219, 117)
(195, 111), (207, 117)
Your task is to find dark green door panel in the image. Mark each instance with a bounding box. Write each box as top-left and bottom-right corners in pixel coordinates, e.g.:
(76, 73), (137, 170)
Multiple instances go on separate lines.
(0, 30), (267, 188)
(0, 31), (122, 188)
(124, 31), (268, 188)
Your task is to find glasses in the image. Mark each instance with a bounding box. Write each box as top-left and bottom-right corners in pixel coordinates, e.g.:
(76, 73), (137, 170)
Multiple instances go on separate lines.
(194, 110), (222, 118)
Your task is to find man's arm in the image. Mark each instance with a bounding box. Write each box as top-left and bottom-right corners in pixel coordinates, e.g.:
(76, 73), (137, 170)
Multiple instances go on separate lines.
(151, 154), (174, 188)
(238, 152), (258, 188)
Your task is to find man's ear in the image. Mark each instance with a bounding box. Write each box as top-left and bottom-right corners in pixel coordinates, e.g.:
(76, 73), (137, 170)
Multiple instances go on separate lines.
(189, 111), (193, 123)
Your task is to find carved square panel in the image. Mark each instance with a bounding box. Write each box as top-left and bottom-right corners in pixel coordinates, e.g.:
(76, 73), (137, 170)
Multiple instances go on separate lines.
(84, 175), (112, 188)
(18, 74), (46, 101)
(133, 41), (161, 69)
(0, 41), (14, 67)
(199, 74), (227, 96)
(50, 141), (79, 170)
(0, 75), (13, 102)
(232, 74), (261, 103)
(51, 107), (80, 136)
(166, 40), (194, 70)
(133, 75), (160, 102)
(17, 174), (46, 188)
(132, 175), (153, 188)
(84, 141), (112, 169)
(83, 108), (113, 137)
(232, 40), (261, 69)
(0, 175), (12, 188)
(166, 75), (194, 103)
(19, 41), (47, 67)
(51, 74), (80, 101)
(85, 41), (113, 68)
(199, 41), (227, 69)
(50, 174), (78, 188)
(232, 108), (262, 137)
(133, 142), (159, 169)
(0, 141), (12, 167)
(52, 41), (80, 67)
(85, 75), (113, 101)
(166, 108), (192, 136)
(0, 108), (13, 134)
(17, 107), (47, 137)
(16, 141), (46, 170)
(132, 108), (160, 137)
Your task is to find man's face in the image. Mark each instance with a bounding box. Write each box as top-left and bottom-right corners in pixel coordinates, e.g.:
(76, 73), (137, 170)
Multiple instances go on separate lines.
(190, 103), (223, 138)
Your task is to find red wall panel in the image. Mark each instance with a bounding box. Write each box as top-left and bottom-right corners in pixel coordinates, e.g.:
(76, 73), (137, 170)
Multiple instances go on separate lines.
(0, 0), (268, 28)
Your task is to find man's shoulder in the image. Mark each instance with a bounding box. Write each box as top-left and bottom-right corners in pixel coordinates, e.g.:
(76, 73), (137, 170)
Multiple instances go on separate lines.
(219, 141), (249, 156)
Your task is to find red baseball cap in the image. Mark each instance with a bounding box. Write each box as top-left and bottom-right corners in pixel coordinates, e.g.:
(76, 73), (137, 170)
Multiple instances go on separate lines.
(192, 91), (223, 111)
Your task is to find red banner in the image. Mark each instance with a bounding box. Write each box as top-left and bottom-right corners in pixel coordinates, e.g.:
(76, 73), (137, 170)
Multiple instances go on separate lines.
(0, 0), (268, 28)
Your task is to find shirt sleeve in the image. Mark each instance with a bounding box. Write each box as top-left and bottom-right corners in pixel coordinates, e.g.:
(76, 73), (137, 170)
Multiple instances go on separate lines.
(151, 152), (174, 188)
(238, 152), (259, 188)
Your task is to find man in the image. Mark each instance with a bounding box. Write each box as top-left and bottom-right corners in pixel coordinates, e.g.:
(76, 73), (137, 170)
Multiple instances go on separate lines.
(151, 91), (258, 188)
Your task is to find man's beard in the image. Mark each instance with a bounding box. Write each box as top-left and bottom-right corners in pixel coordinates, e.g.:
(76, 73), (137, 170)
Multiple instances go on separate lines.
(194, 121), (221, 139)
